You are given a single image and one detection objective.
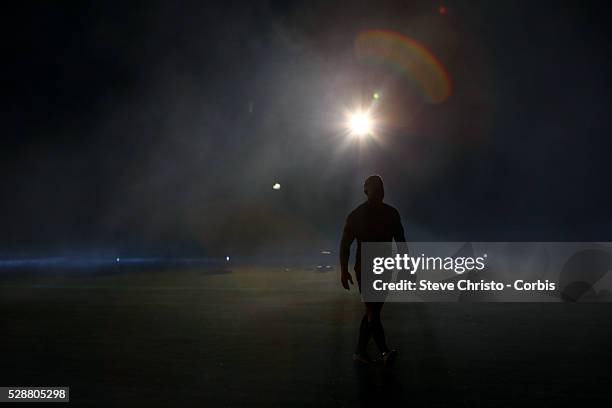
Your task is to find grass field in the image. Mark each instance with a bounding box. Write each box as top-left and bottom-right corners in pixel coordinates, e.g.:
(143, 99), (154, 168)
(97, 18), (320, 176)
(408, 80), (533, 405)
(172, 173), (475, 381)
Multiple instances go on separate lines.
(1, 266), (611, 406)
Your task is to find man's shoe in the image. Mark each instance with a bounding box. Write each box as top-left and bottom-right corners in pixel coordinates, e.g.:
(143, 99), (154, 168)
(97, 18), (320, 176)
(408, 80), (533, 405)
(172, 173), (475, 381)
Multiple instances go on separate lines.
(382, 349), (398, 366)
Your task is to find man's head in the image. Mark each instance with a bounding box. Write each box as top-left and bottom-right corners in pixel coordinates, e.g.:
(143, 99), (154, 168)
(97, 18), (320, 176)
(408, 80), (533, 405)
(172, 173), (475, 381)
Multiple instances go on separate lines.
(364, 175), (384, 203)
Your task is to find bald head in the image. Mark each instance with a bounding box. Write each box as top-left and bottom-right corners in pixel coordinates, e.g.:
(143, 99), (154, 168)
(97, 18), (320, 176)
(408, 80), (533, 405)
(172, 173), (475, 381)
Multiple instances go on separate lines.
(364, 175), (384, 203)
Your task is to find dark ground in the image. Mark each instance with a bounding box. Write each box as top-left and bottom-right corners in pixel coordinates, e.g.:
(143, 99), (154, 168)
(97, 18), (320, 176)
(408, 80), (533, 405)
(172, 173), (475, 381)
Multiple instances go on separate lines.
(1, 266), (611, 407)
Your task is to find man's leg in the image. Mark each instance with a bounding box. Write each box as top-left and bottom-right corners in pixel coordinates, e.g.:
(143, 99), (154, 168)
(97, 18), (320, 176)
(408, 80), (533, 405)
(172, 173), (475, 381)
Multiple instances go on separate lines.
(365, 302), (389, 353)
(354, 268), (373, 362)
(367, 302), (398, 365)
(356, 313), (371, 355)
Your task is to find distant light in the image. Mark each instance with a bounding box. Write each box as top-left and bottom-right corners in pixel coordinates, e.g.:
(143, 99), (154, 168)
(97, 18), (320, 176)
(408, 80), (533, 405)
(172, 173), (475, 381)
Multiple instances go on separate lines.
(321, 250), (331, 255)
(225, 256), (230, 261)
(373, 92), (380, 100)
(272, 182), (281, 190)
(439, 5), (447, 14)
(116, 258), (120, 262)
(347, 110), (373, 137)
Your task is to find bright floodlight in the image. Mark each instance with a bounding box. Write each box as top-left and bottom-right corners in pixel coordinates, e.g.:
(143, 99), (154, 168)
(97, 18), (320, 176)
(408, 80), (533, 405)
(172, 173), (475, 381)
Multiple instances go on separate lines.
(347, 111), (373, 137)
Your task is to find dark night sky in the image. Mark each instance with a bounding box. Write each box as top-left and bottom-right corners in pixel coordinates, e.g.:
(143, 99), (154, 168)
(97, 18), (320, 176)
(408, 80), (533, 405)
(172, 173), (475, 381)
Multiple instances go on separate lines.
(2, 1), (612, 257)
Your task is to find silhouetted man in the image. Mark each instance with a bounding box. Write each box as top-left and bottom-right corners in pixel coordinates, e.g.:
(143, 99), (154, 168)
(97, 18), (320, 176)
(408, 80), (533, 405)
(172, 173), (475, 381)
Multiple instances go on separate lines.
(340, 175), (405, 365)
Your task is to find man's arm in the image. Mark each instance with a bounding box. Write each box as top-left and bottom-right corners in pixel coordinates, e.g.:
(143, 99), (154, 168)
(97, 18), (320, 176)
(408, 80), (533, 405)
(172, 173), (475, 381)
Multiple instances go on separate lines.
(393, 210), (410, 282)
(393, 210), (406, 243)
(339, 217), (355, 290)
(393, 209), (409, 259)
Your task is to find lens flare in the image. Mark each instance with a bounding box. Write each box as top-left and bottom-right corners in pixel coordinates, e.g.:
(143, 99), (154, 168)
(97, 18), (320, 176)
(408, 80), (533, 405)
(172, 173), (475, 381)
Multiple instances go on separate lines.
(347, 111), (373, 137)
(355, 29), (451, 103)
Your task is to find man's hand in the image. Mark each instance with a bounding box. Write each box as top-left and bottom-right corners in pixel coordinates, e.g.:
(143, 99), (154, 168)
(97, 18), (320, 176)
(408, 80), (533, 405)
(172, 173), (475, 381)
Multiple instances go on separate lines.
(341, 271), (354, 290)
